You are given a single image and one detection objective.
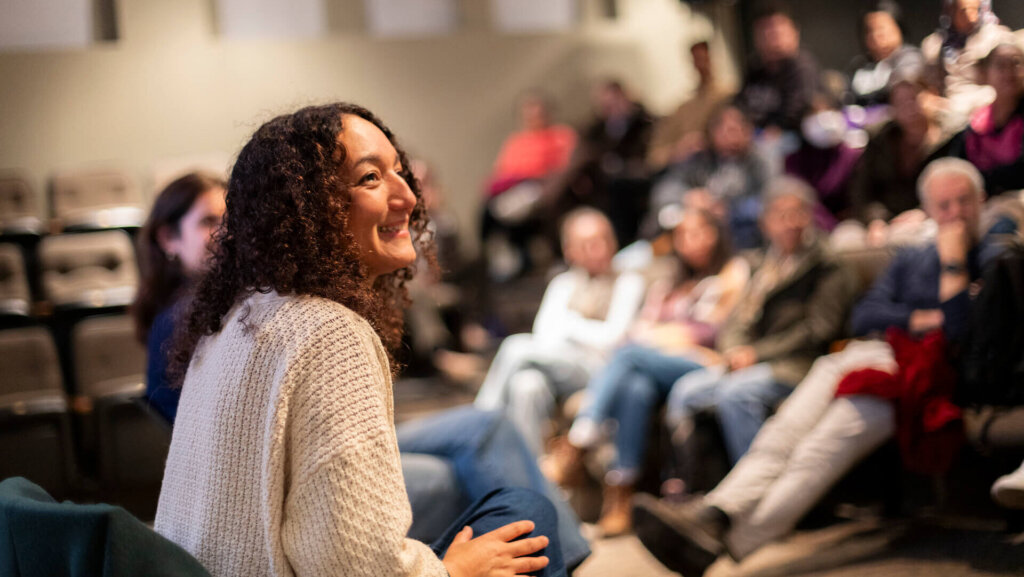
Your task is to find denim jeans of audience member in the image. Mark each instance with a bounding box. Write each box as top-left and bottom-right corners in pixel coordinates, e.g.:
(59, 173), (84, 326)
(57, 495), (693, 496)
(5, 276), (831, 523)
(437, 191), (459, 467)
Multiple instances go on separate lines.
(402, 453), (465, 542)
(729, 195), (764, 250)
(396, 407), (590, 570)
(429, 487), (567, 577)
(578, 344), (705, 484)
(665, 363), (791, 464)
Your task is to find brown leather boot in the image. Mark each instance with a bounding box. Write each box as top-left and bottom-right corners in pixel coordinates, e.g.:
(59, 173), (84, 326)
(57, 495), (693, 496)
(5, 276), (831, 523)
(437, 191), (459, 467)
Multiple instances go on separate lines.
(597, 483), (634, 537)
(540, 435), (586, 488)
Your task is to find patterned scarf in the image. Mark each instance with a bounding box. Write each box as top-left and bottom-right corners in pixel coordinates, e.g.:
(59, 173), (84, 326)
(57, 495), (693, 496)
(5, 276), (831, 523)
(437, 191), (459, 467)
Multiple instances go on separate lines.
(939, 0), (998, 62)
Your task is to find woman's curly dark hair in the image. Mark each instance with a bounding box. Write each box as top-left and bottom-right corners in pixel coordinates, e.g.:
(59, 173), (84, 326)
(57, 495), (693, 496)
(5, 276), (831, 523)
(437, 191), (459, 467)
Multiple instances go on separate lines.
(166, 102), (434, 386)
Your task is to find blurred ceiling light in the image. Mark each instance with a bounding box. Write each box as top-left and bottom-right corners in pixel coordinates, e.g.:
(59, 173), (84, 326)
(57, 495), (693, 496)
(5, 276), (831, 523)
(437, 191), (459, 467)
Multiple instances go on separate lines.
(490, 0), (577, 33)
(364, 0), (457, 38)
(216, 0), (327, 40)
(0, 0), (93, 51)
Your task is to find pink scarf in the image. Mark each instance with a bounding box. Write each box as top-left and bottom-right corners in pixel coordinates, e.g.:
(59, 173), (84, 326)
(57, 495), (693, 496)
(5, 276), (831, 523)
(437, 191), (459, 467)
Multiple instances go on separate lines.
(965, 104), (1024, 172)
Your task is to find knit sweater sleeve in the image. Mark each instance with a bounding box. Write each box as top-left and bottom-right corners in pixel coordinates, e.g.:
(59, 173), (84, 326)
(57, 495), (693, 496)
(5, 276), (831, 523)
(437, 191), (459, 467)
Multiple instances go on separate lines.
(279, 309), (447, 577)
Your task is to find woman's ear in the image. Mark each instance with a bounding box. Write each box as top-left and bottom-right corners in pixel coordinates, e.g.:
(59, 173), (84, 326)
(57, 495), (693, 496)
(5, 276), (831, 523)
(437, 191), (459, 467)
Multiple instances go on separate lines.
(156, 225), (180, 259)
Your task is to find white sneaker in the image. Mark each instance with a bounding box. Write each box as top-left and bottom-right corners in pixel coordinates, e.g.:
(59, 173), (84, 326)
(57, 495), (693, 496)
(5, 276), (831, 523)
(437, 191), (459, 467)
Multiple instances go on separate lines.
(991, 462), (1024, 509)
(567, 418), (601, 449)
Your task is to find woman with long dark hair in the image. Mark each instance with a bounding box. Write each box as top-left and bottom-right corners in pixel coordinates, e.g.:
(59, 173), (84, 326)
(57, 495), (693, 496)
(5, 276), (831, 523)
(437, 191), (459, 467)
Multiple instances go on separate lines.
(131, 171), (226, 424)
(154, 103), (564, 577)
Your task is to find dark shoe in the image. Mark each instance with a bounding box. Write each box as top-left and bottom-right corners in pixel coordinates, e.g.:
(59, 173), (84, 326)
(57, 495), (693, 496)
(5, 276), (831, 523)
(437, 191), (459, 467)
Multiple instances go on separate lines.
(632, 493), (728, 576)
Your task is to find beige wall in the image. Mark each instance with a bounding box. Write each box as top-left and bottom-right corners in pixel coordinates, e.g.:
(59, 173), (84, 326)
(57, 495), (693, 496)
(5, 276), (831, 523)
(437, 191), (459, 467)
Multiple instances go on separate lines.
(0, 0), (739, 253)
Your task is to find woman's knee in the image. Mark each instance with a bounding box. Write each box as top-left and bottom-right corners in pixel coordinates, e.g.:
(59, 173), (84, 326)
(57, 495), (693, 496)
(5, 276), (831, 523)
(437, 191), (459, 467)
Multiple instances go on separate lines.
(613, 343), (654, 368)
(499, 333), (538, 358)
(509, 368), (551, 398)
(484, 487), (558, 528)
(622, 375), (658, 404)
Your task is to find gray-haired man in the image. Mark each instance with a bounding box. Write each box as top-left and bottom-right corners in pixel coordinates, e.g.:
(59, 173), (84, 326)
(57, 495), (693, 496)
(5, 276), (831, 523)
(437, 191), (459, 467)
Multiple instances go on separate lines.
(634, 157), (1000, 576)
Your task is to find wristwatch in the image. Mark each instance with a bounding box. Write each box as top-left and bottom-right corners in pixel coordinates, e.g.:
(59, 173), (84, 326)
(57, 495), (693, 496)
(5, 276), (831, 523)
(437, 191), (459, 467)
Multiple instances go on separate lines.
(941, 261), (967, 275)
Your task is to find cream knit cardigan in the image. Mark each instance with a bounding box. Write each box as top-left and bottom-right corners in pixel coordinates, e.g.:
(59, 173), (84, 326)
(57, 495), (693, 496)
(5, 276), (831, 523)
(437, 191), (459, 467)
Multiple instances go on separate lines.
(154, 291), (448, 577)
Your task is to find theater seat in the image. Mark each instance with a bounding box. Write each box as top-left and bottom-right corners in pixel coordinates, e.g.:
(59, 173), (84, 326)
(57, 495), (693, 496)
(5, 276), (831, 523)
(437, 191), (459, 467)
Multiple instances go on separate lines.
(0, 174), (43, 236)
(50, 169), (144, 231)
(837, 246), (894, 295)
(72, 315), (145, 401)
(72, 314), (168, 516)
(0, 244), (31, 317)
(39, 230), (137, 309)
(0, 477), (210, 577)
(0, 326), (75, 500)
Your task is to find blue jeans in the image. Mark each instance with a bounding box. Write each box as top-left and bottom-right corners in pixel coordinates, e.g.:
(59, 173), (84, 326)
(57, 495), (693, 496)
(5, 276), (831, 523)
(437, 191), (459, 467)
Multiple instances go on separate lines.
(729, 195), (764, 250)
(577, 344), (705, 483)
(397, 406), (590, 570)
(401, 453), (465, 543)
(665, 362), (791, 463)
(430, 487), (566, 577)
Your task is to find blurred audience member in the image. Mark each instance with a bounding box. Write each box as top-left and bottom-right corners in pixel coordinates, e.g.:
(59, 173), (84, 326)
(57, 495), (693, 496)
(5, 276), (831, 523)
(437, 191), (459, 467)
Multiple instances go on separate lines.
(648, 41), (735, 172)
(474, 208), (646, 456)
(665, 177), (857, 467)
(840, 74), (954, 248)
(921, 0), (1013, 131)
(131, 171), (226, 424)
(487, 92), (577, 195)
(483, 92), (576, 281)
(734, 2), (819, 134)
(950, 42), (1024, 196)
(562, 80), (655, 248)
(404, 160), (473, 373)
(417, 160), (462, 273)
(647, 104), (769, 248)
(848, 2), (924, 111)
(550, 209), (748, 537)
(785, 93), (863, 230)
(633, 158), (995, 576)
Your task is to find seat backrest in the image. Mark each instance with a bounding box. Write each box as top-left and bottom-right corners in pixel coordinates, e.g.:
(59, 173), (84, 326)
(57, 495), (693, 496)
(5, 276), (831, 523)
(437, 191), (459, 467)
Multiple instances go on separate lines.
(0, 175), (42, 234)
(51, 169), (143, 230)
(39, 231), (138, 308)
(0, 326), (64, 406)
(0, 477), (211, 577)
(0, 244), (31, 315)
(837, 246), (895, 296)
(72, 314), (146, 399)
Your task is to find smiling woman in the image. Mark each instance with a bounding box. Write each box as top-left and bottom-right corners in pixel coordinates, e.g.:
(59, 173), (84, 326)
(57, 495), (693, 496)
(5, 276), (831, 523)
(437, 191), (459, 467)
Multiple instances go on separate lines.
(166, 103), (428, 378)
(341, 114), (420, 281)
(153, 103), (566, 577)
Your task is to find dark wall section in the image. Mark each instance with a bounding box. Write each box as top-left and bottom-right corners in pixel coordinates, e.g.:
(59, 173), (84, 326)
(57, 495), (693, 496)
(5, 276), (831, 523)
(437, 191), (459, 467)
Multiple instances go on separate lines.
(735, 0), (1024, 72)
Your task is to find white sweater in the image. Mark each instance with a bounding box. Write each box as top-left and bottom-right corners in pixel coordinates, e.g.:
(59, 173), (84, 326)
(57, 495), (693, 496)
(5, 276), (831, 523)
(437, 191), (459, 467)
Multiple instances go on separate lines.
(154, 291), (447, 577)
(530, 269), (646, 354)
